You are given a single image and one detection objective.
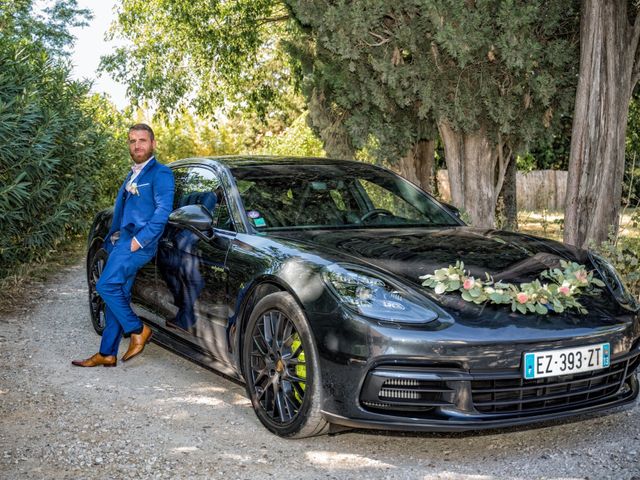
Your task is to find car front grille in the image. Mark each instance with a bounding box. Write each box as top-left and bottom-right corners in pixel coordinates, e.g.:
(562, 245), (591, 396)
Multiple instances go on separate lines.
(471, 347), (640, 414)
(359, 346), (640, 419)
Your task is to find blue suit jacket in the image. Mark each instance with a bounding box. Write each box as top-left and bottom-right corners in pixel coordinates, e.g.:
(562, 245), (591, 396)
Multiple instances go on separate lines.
(107, 157), (175, 252)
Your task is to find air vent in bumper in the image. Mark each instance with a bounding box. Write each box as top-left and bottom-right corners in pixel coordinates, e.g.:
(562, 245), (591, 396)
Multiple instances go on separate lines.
(360, 367), (461, 414)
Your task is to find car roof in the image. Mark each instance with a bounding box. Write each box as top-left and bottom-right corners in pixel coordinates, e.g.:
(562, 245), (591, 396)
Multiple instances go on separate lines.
(169, 155), (371, 169)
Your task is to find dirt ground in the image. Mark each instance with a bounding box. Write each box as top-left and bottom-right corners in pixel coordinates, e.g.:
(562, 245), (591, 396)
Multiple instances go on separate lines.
(1, 262), (639, 480)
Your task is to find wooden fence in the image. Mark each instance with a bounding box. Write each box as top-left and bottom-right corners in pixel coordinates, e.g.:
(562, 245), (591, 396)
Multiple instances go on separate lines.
(436, 169), (568, 211)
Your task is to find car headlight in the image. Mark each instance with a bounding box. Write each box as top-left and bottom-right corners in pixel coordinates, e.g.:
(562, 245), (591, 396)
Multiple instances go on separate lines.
(322, 263), (439, 324)
(589, 252), (639, 312)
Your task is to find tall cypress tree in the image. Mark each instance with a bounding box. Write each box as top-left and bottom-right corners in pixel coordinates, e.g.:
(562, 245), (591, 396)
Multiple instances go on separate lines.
(286, 0), (579, 227)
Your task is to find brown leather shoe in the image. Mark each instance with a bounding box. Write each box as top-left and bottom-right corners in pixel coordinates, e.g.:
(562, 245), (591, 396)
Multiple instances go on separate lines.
(71, 353), (117, 367)
(122, 324), (153, 362)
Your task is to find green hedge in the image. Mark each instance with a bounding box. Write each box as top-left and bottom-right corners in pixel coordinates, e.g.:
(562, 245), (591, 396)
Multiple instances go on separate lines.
(0, 37), (126, 278)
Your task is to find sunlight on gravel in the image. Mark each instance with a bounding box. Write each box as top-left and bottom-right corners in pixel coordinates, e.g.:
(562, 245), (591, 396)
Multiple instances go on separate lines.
(306, 450), (396, 469)
(171, 446), (200, 453)
(156, 395), (227, 407)
(232, 396), (252, 406)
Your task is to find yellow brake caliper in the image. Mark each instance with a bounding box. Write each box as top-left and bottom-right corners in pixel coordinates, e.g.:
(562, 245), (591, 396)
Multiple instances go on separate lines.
(290, 333), (306, 403)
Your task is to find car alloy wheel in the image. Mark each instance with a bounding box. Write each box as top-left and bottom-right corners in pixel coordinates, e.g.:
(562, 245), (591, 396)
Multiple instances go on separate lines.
(88, 248), (108, 335)
(242, 291), (328, 438)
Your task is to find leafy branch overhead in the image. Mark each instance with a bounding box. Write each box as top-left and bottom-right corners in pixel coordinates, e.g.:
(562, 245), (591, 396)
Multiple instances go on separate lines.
(100, 0), (297, 119)
(420, 260), (605, 315)
(0, 0), (92, 58)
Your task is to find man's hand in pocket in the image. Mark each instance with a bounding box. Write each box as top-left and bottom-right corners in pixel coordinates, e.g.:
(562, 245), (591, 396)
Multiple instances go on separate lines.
(131, 237), (142, 252)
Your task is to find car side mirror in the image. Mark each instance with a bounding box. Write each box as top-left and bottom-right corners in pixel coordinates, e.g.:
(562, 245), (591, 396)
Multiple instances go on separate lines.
(169, 204), (214, 234)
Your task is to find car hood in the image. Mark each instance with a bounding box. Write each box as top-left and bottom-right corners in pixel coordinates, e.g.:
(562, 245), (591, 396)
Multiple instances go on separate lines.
(269, 226), (628, 325)
(271, 226), (586, 285)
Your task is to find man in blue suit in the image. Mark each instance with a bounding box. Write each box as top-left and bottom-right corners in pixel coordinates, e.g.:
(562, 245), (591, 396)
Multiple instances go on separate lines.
(73, 124), (175, 367)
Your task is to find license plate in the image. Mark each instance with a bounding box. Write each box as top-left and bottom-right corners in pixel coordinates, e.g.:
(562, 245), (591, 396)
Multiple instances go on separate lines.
(523, 343), (610, 380)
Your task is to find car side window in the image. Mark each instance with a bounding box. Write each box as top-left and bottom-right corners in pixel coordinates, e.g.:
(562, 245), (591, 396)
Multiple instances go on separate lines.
(171, 166), (235, 232)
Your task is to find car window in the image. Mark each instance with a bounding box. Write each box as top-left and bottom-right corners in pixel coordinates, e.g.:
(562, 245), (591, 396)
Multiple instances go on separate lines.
(231, 163), (459, 230)
(172, 166), (235, 232)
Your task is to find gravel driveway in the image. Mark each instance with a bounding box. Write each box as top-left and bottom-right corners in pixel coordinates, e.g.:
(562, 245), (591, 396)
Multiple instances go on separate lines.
(1, 262), (639, 479)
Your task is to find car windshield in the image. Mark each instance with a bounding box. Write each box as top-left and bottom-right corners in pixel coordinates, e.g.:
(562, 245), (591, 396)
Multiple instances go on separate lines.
(231, 163), (460, 231)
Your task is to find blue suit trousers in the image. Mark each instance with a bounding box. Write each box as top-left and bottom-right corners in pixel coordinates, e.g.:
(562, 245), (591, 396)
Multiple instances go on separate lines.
(96, 233), (155, 356)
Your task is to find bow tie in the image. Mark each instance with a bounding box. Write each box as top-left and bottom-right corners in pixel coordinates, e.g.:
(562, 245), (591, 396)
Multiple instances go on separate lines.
(132, 163), (145, 174)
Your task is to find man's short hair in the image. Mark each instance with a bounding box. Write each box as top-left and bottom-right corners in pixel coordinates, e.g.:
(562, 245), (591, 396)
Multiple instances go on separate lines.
(128, 123), (155, 141)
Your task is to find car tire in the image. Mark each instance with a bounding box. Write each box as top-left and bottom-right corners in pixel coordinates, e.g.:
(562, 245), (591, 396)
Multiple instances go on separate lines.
(242, 291), (329, 438)
(88, 248), (108, 336)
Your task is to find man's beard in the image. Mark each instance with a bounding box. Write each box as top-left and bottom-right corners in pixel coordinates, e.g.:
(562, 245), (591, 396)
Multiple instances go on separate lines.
(131, 151), (152, 163)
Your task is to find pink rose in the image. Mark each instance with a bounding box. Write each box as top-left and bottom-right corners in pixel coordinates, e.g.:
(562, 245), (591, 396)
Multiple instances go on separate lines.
(516, 292), (529, 304)
(463, 277), (475, 290)
(574, 270), (588, 284)
(559, 285), (570, 296)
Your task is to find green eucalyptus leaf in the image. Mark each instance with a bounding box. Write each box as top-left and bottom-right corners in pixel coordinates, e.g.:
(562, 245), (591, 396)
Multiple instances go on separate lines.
(535, 303), (548, 315)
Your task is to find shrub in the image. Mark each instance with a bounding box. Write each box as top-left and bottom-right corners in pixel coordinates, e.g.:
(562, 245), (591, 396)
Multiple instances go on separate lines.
(593, 233), (640, 301)
(0, 38), (125, 278)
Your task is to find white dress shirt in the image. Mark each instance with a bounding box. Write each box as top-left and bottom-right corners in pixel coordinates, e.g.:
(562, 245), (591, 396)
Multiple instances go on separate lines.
(126, 155), (155, 249)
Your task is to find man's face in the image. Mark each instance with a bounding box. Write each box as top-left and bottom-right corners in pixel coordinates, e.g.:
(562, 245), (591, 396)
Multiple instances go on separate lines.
(128, 129), (156, 164)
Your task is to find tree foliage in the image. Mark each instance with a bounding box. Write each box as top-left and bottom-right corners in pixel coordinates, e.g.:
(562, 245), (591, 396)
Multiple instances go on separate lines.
(150, 110), (248, 163)
(288, 0), (576, 155)
(101, 0), (298, 122)
(624, 90), (640, 207)
(128, 106), (322, 163)
(257, 112), (325, 157)
(0, 0), (91, 57)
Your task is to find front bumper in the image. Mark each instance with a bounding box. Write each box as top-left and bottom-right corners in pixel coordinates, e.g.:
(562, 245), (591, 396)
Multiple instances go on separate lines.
(322, 386), (638, 432)
(309, 307), (640, 432)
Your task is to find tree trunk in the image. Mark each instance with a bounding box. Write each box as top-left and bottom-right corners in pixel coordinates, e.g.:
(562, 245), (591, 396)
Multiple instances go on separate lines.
(307, 88), (354, 159)
(502, 154), (518, 231)
(391, 140), (436, 192)
(437, 121), (509, 228)
(564, 0), (640, 247)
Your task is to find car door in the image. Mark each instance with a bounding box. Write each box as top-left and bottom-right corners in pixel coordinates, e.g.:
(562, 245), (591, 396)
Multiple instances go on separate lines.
(155, 165), (235, 364)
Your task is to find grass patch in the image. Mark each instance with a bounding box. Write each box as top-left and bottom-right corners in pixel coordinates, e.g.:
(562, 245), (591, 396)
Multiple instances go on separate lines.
(517, 210), (564, 240)
(0, 235), (86, 314)
(517, 208), (640, 241)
